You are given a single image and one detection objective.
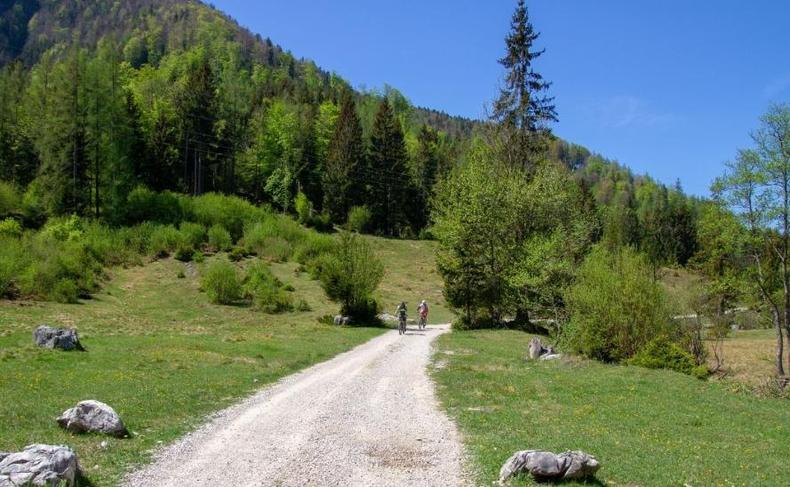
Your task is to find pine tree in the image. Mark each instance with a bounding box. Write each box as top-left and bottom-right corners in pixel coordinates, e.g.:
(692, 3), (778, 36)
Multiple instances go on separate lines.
(492, 0), (557, 166)
(367, 99), (411, 236)
(410, 125), (441, 229)
(322, 91), (366, 223)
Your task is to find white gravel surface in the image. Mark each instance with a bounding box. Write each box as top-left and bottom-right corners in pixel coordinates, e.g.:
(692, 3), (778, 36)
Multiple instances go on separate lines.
(123, 324), (468, 487)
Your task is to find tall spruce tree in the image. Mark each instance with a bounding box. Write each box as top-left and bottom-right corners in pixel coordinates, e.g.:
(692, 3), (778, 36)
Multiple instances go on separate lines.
(367, 99), (411, 236)
(323, 91), (365, 223)
(492, 0), (557, 166)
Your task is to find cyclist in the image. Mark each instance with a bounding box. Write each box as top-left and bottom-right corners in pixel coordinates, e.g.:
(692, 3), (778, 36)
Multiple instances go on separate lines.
(396, 301), (407, 335)
(417, 300), (429, 330)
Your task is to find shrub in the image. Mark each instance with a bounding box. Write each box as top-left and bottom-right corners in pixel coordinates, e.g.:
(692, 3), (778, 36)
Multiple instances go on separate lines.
(52, 279), (80, 304)
(347, 206), (372, 233)
(295, 191), (313, 224)
(177, 270), (186, 279)
(192, 250), (205, 263)
(175, 245), (195, 262)
(201, 258), (242, 304)
(293, 233), (335, 266)
(124, 187), (184, 225)
(179, 222), (207, 248)
(243, 262), (293, 313)
(207, 224), (232, 252)
(192, 193), (266, 241)
(241, 215), (304, 259)
(627, 337), (709, 379)
(228, 246), (246, 262)
(563, 245), (671, 362)
(40, 215), (83, 242)
(0, 237), (27, 297)
(148, 225), (185, 257)
(295, 299), (311, 312)
(0, 218), (22, 238)
(318, 232), (383, 321)
(0, 181), (20, 218)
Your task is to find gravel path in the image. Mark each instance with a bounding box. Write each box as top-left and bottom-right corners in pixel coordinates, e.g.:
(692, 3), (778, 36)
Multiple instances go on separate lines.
(123, 324), (468, 487)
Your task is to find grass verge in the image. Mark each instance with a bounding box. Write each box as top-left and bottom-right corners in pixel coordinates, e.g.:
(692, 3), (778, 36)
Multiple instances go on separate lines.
(432, 329), (790, 486)
(0, 256), (383, 485)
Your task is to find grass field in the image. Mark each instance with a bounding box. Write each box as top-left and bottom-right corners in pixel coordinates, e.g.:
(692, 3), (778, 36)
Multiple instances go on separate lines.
(0, 236), (447, 485)
(0, 254), (365, 485)
(432, 330), (790, 486)
(365, 235), (455, 324)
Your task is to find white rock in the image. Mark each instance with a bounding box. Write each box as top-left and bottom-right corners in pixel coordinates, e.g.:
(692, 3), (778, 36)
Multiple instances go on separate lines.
(57, 400), (128, 437)
(0, 444), (80, 487)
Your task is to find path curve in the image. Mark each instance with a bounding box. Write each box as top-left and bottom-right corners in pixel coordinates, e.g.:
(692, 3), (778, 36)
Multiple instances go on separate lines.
(123, 325), (467, 487)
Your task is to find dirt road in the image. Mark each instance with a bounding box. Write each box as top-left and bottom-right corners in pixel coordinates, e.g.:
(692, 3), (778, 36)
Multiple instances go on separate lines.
(123, 325), (467, 487)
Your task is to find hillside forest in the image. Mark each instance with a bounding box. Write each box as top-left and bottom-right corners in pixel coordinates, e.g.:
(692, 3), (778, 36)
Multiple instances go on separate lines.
(1, 0), (789, 385)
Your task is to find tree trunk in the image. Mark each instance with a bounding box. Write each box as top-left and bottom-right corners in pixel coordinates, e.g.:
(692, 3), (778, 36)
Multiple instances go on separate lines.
(774, 307), (785, 377)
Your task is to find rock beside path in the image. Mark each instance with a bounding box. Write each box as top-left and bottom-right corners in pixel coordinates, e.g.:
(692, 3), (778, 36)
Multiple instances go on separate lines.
(527, 337), (561, 361)
(499, 449), (600, 483)
(0, 444), (80, 487)
(57, 400), (128, 437)
(33, 325), (85, 351)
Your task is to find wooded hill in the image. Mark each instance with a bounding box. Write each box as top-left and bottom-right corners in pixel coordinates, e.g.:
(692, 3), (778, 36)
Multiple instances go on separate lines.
(0, 0), (698, 263)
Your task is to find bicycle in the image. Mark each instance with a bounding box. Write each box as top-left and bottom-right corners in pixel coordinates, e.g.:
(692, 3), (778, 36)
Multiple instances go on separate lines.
(398, 316), (407, 335)
(418, 314), (427, 330)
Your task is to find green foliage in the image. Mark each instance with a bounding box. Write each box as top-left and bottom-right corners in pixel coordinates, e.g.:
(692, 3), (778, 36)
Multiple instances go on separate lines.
(124, 187), (185, 225)
(627, 337), (709, 379)
(0, 236), (26, 297)
(0, 182), (21, 217)
(323, 91), (366, 223)
(564, 245), (671, 362)
(52, 278), (80, 304)
(0, 218), (22, 239)
(201, 258), (242, 305)
(207, 224), (232, 252)
(191, 193), (265, 241)
(318, 232), (383, 320)
(243, 262), (293, 313)
(175, 245), (195, 262)
(148, 225), (186, 257)
(294, 191), (313, 224)
(179, 222), (207, 248)
(367, 99), (413, 235)
(346, 206), (372, 233)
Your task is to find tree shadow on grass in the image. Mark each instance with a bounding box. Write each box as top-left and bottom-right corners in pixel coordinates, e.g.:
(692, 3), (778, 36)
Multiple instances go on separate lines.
(533, 477), (607, 486)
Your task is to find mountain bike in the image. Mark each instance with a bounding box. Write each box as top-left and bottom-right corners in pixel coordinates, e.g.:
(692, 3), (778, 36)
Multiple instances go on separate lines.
(418, 314), (427, 330)
(398, 315), (407, 335)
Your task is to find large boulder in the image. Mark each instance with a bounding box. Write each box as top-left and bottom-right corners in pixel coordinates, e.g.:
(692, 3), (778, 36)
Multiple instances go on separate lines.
(57, 400), (128, 437)
(0, 444), (80, 487)
(526, 337), (561, 361)
(33, 325), (84, 351)
(499, 450), (600, 483)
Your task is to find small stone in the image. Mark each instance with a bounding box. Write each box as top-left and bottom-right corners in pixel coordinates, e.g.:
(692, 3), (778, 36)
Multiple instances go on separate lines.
(99, 441), (108, 449)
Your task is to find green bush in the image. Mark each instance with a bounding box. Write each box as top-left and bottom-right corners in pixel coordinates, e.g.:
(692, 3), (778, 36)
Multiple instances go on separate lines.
(0, 181), (20, 218)
(295, 299), (311, 312)
(0, 218), (22, 238)
(228, 246), (246, 262)
(347, 206), (372, 233)
(52, 279), (80, 304)
(295, 191), (313, 224)
(0, 236), (27, 297)
(207, 224), (232, 252)
(179, 222), (207, 248)
(192, 193), (266, 241)
(201, 258), (242, 304)
(243, 262), (293, 313)
(627, 337), (709, 379)
(563, 245), (671, 362)
(124, 187), (185, 225)
(148, 225), (185, 257)
(241, 216), (303, 258)
(318, 232), (383, 321)
(40, 215), (83, 242)
(192, 250), (205, 263)
(175, 245), (195, 262)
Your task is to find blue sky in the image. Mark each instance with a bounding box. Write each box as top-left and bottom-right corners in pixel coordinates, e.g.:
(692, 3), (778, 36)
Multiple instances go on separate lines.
(211, 0), (790, 196)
